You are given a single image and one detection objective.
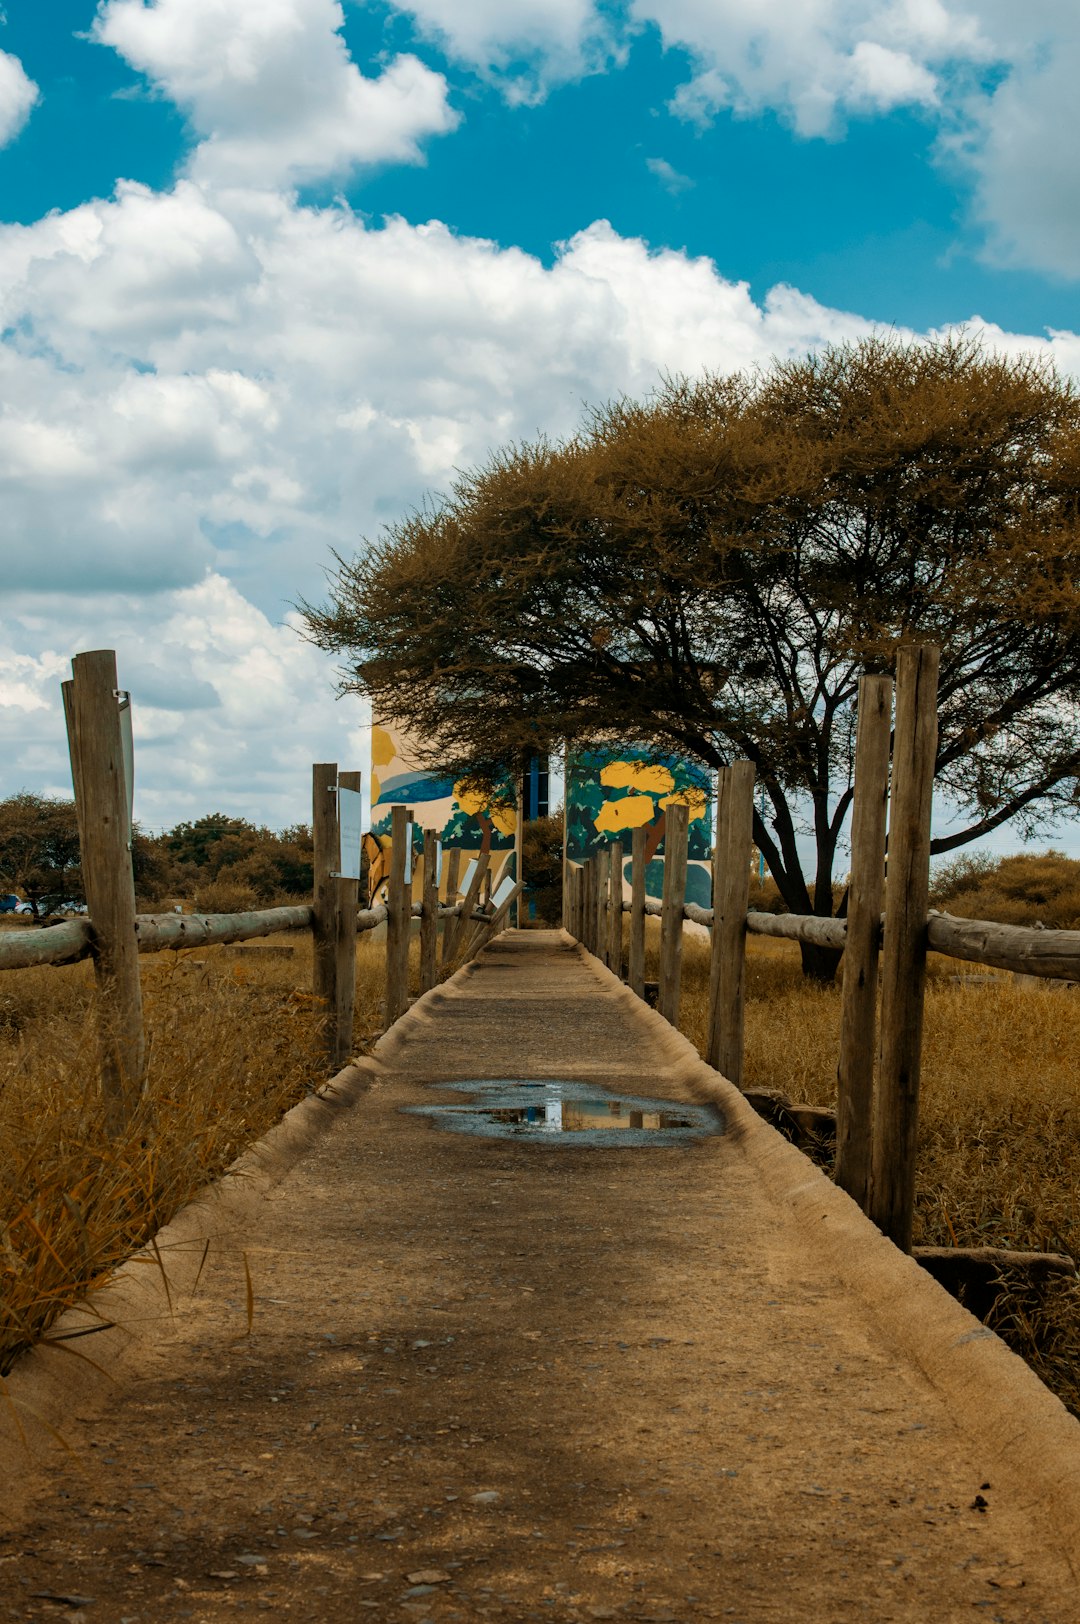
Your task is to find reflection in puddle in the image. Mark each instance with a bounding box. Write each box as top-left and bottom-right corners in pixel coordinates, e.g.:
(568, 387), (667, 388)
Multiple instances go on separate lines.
(404, 1079), (722, 1145)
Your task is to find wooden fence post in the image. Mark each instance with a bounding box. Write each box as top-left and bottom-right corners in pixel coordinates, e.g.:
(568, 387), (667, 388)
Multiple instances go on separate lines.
(583, 856), (597, 956)
(440, 848), (463, 967)
(608, 840), (624, 977)
(571, 864), (584, 941)
(311, 760), (341, 1065)
(706, 763), (755, 1084)
(628, 825), (647, 997)
(869, 645), (940, 1251)
(419, 828), (440, 993)
(335, 768), (361, 1063)
(444, 844), (491, 963)
(835, 675), (893, 1210)
(385, 803), (413, 1025)
(595, 845), (610, 966)
(658, 802), (690, 1025)
(65, 650), (144, 1131)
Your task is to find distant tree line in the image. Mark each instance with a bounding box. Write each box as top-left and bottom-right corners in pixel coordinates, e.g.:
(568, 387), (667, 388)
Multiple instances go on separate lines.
(0, 794), (314, 918)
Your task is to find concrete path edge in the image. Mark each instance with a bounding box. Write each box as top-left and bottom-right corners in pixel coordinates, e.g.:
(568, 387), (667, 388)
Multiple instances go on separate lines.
(0, 970), (457, 1471)
(568, 937), (1080, 1569)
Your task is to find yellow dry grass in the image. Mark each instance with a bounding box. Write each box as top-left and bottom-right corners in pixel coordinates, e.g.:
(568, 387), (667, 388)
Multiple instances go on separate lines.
(0, 929), (405, 1375)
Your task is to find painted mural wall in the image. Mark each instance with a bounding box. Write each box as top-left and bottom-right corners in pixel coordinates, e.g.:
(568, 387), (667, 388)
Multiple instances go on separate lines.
(565, 747), (713, 907)
(367, 720), (517, 901)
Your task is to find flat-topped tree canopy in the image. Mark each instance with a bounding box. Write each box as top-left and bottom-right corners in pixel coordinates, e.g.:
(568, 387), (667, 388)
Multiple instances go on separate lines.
(302, 334), (1080, 979)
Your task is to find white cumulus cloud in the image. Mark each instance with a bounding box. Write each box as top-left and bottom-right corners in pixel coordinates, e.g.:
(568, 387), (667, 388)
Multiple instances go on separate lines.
(93, 0), (458, 185)
(0, 48), (39, 145)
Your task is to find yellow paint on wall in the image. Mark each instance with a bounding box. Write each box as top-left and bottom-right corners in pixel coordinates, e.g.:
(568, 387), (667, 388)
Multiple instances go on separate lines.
(595, 794), (656, 833)
(371, 727), (397, 768)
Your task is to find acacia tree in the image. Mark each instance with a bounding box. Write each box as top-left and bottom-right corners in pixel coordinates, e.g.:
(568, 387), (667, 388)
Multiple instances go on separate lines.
(303, 336), (1080, 978)
(0, 793), (83, 917)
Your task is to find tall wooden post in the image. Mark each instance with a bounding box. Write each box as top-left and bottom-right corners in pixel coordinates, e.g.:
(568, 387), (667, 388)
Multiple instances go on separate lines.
(608, 840), (624, 978)
(595, 845), (610, 967)
(65, 650), (144, 1131)
(658, 802), (690, 1026)
(385, 804), (413, 1025)
(583, 857), (597, 956)
(440, 848), (463, 967)
(311, 760), (341, 1065)
(869, 645), (939, 1251)
(835, 676), (892, 1210)
(628, 825), (647, 998)
(335, 768), (361, 1064)
(420, 827), (440, 992)
(570, 864), (584, 940)
(444, 844), (490, 963)
(706, 763), (755, 1085)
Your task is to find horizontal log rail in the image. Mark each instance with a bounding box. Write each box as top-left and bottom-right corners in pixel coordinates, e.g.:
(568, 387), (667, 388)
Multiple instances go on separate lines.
(0, 895), (494, 975)
(926, 912), (1080, 983)
(624, 895), (1080, 978)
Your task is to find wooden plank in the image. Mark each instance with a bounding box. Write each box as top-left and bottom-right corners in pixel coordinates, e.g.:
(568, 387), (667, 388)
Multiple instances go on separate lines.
(870, 644), (940, 1252)
(926, 913), (1080, 981)
(70, 650), (145, 1130)
(420, 827), (440, 992)
(706, 767), (730, 1074)
(462, 880), (526, 959)
(608, 840), (624, 977)
(708, 762), (755, 1085)
(657, 802), (690, 1025)
(385, 803), (413, 1025)
(628, 826), (647, 997)
(312, 762), (341, 1067)
(835, 675), (893, 1211)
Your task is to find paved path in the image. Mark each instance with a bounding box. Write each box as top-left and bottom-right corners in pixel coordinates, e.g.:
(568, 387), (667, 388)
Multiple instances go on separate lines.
(2, 932), (1078, 1623)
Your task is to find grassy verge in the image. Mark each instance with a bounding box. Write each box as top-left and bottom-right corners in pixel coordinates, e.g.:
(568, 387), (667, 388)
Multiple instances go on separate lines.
(654, 923), (1080, 1417)
(0, 932), (401, 1375)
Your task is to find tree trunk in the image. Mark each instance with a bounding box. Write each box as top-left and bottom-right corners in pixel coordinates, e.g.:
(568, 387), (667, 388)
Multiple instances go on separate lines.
(798, 939), (844, 984)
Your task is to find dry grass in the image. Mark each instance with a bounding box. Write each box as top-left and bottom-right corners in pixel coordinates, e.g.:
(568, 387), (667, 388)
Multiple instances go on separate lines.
(653, 921), (1080, 1416)
(0, 930), (403, 1375)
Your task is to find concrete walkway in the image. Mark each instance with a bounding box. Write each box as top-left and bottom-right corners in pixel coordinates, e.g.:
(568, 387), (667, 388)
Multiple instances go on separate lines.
(2, 931), (1079, 1623)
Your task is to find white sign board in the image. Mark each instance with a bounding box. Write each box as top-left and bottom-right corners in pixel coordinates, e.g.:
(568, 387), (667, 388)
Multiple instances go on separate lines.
(337, 786), (364, 881)
(492, 875), (516, 908)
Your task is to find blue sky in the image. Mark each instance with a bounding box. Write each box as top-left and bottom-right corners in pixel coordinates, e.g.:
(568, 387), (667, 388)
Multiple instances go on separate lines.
(0, 0), (1078, 852)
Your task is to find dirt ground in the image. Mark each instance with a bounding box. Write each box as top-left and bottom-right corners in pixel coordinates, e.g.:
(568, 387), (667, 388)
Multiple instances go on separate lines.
(1, 931), (1077, 1623)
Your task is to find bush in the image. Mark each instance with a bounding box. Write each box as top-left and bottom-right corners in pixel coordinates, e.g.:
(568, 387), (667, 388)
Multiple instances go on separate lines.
(192, 879), (262, 914)
(930, 849), (1080, 929)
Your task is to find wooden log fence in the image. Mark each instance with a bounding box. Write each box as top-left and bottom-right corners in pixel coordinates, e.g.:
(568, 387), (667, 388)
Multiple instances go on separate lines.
(0, 649), (519, 1133)
(560, 641), (1080, 1256)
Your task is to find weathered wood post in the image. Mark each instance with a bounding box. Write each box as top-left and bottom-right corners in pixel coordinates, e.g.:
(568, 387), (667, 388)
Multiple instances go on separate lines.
(706, 762), (755, 1085)
(439, 848), (463, 967)
(835, 675), (893, 1210)
(420, 826), (439, 993)
(445, 844), (491, 963)
(658, 802), (690, 1025)
(628, 825), (647, 997)
(63, 650), (144, 1130)
(571, 864), (584, 941)
(385, 803), (413, 1025)
(583, 856), (597, 956)
(335, 768), (361, 1063)
(595, 844), (610, 966)
(313, 762), (358, 1069)
(608, 840), (624, 977)
(869, 644), (940, 1251)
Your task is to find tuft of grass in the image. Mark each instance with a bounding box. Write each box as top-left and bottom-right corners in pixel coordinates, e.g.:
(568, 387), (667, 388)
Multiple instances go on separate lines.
(0, 931), (401, 1374)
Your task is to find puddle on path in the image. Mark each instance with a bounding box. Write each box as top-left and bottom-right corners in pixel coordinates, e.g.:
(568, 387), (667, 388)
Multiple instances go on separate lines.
(404, 1079), (723, 1145)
